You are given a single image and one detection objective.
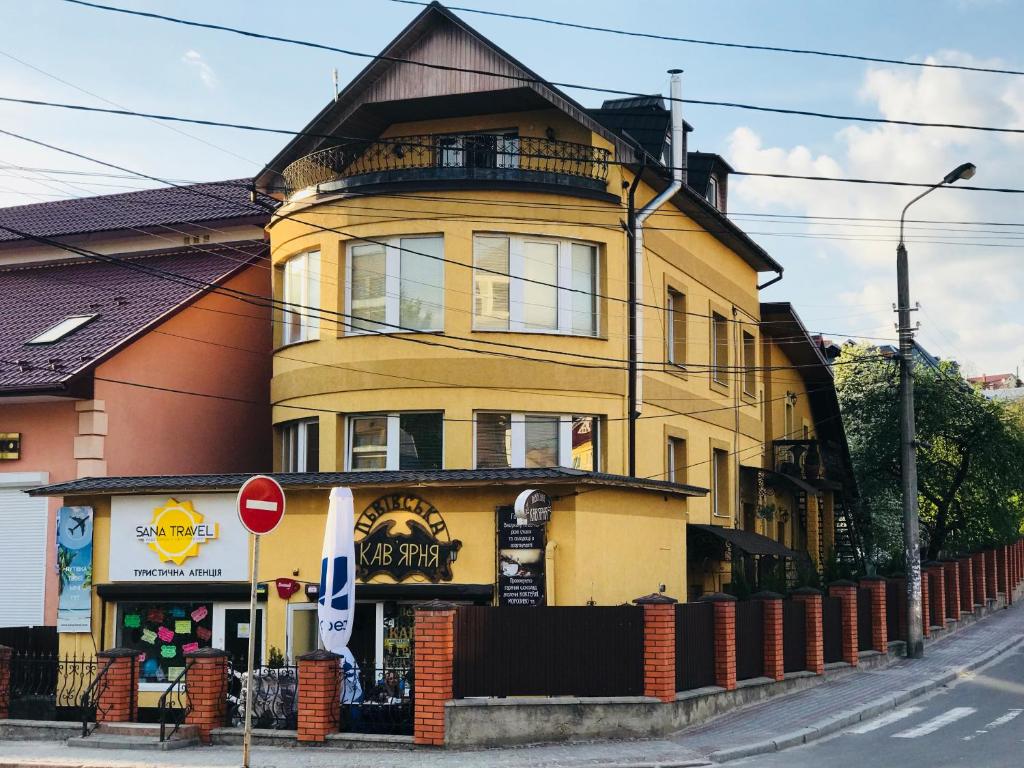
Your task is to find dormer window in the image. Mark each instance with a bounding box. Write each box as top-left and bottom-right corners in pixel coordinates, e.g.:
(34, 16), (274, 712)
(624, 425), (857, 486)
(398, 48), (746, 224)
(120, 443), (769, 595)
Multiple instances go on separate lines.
(26, 314), (97, 344)
(706, 175), (720, 210)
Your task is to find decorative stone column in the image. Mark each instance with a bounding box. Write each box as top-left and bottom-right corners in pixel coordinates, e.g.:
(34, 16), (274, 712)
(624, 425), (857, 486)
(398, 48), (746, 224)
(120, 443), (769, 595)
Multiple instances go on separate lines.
(859, 576), (888, 653)
(297, 650), (341, 743)
(923, 562), (946, 629)
(95, 648), (140, 724)
(183, 647), (228, 744)
(633, 594), (677, 703)
(0, 645), (11, 719)
(413, 601), (456, 747)
(753, 591), (784, 682)
(942, 560), (961, 622)
(701, 593), (737, 691)
(791, 587), (824, 675)
(958, 557), (974, 614)
(827, 581), (859, 666)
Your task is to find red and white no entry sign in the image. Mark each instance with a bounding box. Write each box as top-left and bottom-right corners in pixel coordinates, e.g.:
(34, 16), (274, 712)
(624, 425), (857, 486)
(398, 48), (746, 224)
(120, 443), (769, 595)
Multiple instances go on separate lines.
(236, 475), (286, 535)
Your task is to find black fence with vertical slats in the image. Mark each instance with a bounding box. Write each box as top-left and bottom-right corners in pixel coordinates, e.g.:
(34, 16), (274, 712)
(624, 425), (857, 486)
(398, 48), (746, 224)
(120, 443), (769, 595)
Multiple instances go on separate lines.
(886, 579), (904, 642)
(782, 600), (806, 673)
(734, 600), (764, 681)
(822, 595), (843, 664)
(675, 602), (716, 691)
(944, 566), (958, 619)
(453, 606), (644, 698)
(857, 587), (874, 651)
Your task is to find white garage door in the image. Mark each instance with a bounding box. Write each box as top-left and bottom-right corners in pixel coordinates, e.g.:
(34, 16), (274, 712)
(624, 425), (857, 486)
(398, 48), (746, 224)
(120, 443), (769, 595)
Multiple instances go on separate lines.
(0, 474), (49, 627)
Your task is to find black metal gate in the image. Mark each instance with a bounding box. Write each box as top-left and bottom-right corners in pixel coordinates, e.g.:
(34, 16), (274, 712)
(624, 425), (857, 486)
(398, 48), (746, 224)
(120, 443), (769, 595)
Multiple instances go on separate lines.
(822, 595), (843, 663)
(782, 600), (806, 673)
(886, 579), (905, 642)
(734, 600), (764, 681)
(857, 588), (874, 651)
(8, 654), (97, 721)
(676, 602), (716, 691)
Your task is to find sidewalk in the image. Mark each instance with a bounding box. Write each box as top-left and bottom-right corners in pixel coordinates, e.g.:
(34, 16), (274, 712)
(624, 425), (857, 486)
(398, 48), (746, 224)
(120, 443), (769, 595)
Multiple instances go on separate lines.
(0, 600), (1021, 768)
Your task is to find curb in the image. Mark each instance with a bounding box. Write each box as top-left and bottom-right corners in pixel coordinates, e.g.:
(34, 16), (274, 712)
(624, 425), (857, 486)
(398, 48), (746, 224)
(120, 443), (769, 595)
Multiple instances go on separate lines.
(707, 630), (1024, 764)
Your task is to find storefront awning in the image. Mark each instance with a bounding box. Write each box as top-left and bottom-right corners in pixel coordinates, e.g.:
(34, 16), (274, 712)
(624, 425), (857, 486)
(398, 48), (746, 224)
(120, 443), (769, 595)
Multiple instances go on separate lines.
(688, 524), (802, 558)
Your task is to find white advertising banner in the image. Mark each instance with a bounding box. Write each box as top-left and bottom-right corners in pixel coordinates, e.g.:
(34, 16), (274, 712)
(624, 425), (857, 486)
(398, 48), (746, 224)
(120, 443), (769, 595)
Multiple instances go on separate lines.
(318, 487), (356, 654)
(110, 494), (249, 582)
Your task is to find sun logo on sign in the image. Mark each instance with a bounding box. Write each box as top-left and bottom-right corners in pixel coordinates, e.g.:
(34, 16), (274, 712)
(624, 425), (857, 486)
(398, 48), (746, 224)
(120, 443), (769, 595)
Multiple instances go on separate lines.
(136, 499), (218, 565)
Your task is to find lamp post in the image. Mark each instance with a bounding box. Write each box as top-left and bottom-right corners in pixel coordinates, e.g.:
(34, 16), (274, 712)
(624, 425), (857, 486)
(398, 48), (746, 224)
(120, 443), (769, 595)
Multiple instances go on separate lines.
(898, 162), (975, 659)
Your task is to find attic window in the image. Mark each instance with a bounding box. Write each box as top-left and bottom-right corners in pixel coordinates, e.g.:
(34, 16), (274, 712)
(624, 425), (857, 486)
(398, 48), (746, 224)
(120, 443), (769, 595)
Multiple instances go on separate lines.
(706, 176), (720, 209)
(27, 314), (97, 345)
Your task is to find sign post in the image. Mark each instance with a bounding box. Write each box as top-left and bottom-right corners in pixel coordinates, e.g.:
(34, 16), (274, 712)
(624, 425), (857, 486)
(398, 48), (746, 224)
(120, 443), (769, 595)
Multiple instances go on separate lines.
(236, 475), (286, 768)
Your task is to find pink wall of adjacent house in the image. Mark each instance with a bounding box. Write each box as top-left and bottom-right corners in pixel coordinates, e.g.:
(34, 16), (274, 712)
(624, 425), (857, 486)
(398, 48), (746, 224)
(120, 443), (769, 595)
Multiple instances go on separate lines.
(1, 265), (272, 627)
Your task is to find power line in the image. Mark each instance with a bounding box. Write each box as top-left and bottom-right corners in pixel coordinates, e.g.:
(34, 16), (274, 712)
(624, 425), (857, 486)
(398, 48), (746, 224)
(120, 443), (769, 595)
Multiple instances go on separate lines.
(55, 1), (1024, 138)
(6, 94), (1024, 194)
(385, 0), (1024, 78)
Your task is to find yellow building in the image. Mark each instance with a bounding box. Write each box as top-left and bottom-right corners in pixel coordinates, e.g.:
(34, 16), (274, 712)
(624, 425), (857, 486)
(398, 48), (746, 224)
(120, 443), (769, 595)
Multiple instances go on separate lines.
(34, 3), (856, 691)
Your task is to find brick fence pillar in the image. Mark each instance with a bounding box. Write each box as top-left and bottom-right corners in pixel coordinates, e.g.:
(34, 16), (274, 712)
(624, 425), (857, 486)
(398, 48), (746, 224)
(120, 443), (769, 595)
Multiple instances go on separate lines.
(827, 581), (859, 666)
(792, 588), (824, 675)
(985, 549), (998, 602)
(942, 560), (961, 622)
(633, 594), (677, 702)
(753, 591), (784, 682)
(958, 557), (974, 614)
(923, 562), (946, 629)
(414, 601), (456, 747)
(183, 647), (228, 744)
(95, 648), (140, 724)
(701, 593), (736, 691)
(972, 552), (987, 607)
(859, 577), (888, 653)
(297, 650), (340, 743)
(920, 571), (931, 637)
(998, 546), (1011, 605)
(0, 645), (10, 719)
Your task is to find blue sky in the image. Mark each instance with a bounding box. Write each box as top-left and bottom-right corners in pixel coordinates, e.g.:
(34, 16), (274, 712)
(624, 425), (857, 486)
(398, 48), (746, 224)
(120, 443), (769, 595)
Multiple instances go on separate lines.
(1, 0), (1022, 374)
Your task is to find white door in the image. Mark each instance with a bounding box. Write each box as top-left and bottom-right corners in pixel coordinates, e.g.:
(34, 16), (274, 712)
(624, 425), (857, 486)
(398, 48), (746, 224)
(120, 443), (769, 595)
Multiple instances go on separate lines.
(0, 473), (49, 627)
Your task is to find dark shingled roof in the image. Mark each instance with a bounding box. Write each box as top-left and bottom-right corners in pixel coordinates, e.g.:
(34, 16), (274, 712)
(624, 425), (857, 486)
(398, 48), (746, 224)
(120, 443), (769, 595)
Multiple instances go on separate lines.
(0, 241), (268, 393)
(0, 180), (269, 243)
(29, 468), (708, 498)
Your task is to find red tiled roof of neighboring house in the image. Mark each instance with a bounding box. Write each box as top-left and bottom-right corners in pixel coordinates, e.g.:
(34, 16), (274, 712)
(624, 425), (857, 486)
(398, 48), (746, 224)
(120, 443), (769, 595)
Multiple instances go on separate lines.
(0, 180), (270, 243)
(967, 373), (1016, 385)
(0, 242), (268, 393)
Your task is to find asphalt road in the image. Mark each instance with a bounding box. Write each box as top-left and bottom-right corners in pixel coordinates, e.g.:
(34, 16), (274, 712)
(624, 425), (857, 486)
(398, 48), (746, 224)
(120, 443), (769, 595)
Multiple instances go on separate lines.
(733, 646), (1024, 768)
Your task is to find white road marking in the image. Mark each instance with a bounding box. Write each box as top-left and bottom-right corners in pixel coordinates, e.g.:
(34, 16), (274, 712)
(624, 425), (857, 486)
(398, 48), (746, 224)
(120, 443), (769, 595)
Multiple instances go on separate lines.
(892, 707), (977, 739)
(848, 707), (924, 734)
(962, 709), (1022, 741)
(245, 499), (278, 511)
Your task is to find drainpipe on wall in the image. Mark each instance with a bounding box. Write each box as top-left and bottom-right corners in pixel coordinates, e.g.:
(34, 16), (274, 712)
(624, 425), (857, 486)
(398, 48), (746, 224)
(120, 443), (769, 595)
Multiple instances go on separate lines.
(631, 69), (685, 476)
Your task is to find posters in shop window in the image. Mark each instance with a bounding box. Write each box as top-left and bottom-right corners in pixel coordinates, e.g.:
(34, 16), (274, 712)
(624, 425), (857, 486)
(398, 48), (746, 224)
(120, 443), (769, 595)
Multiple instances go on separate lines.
(497, 505), (546, 606)
(56, 506), (93, 632)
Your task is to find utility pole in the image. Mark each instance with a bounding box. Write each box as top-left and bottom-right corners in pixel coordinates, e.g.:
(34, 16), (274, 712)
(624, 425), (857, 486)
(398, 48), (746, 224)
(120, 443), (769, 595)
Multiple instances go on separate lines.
(897, 162), (975, 659)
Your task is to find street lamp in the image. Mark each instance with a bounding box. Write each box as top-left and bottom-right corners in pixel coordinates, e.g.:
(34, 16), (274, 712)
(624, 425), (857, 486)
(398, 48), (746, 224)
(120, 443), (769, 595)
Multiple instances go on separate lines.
(897, 161), (975, 660)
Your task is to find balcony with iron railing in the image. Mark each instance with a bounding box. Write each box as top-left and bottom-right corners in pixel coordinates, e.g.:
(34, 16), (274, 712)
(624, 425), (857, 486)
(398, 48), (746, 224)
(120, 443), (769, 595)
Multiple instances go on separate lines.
(281, 133), (611, 197)
(773, 440), (822, 481)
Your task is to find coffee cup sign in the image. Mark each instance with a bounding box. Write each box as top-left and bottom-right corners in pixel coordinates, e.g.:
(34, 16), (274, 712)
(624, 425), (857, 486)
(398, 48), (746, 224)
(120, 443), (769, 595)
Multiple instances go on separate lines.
(513, 489), (552, 526)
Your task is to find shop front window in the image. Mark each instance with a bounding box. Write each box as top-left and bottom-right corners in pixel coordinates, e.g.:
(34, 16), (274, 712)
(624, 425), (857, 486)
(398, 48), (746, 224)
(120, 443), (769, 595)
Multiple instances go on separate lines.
(117, 601), (213, 683)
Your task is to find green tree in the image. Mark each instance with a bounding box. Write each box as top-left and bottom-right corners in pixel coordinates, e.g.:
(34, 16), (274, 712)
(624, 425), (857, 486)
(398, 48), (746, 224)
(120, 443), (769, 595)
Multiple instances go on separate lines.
(835, 343), (1024, 564)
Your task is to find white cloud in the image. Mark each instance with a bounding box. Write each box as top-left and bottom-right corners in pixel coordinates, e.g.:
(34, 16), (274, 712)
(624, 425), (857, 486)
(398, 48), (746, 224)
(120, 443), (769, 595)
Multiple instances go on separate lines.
(182, 50), (217, 89)
(727, 51), (1024, 374)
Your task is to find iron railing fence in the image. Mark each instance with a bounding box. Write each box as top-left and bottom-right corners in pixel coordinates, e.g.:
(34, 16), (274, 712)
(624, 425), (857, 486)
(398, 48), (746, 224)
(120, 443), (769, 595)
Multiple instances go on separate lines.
(675, 602), (716, 691)
(734, 600), (764, 681)
(338, 661), (413, 736)
(158, 660), (195, 742)
(857, 587), (874, 652)
(282, 134), (611, 193)
(782, 600), (806, 673)
(226, 659), (298, 731)
(453, 606), (643, 698)
(8, 653), (97, 721)
(821, 595), (843, 664)
(80, 657), (118, 737)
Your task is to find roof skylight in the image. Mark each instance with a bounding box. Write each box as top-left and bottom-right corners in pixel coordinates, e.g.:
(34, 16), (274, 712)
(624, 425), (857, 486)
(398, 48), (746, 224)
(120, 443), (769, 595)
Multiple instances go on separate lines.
(26, 314), (97, 345)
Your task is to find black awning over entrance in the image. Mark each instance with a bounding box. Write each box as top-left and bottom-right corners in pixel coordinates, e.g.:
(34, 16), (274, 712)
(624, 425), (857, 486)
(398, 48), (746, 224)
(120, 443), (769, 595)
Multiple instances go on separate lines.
(689, 523), (802, 558)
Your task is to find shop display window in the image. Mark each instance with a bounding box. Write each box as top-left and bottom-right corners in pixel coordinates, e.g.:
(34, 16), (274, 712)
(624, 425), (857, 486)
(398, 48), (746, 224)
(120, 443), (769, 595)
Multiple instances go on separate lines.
(117, 601), (213, 683)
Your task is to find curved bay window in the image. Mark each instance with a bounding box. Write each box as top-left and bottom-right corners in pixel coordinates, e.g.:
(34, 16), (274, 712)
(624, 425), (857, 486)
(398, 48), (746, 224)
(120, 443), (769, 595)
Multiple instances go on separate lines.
(475, 412), (599, 470)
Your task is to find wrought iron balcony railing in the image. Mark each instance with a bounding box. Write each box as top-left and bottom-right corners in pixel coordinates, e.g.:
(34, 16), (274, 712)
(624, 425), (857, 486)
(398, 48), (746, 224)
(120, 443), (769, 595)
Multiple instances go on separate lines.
(281, 133), (611, 195)
(773, 439), (822, 481)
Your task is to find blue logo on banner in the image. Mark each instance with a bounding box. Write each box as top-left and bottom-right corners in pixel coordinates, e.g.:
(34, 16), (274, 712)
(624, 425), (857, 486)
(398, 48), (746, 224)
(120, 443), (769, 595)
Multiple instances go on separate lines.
(319, 556), (349, 611)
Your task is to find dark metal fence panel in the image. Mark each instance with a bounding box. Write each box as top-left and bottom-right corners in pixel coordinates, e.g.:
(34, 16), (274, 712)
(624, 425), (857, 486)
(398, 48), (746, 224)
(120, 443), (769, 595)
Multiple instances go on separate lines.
(734, 601), (764, 681)
(886, 579), (905, 642)
(782, 600), (806, 673)
(675, 602), (716, 691)
(857, 588), (874, 652)
(0, 627), (57, 655)
(8, 653), (97, 721)
(225, 658), (298, 730)
(338, 660), (413, 736)
(822, 596), (843, 664)
(453, 606), (644, 698)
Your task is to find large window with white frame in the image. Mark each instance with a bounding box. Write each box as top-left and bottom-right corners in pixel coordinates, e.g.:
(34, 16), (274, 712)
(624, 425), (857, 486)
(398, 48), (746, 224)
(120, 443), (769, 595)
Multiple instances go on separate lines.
(279, 418), (319, 473)
(472, 234), (598, 336)
(281, 251), (320, 345)
(347, 412), (443, 471)
(711, 312), (729, 386)
(475, 413), (599, 470)
(712, 448), (729, 518)
(347, 235), (444, 334)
